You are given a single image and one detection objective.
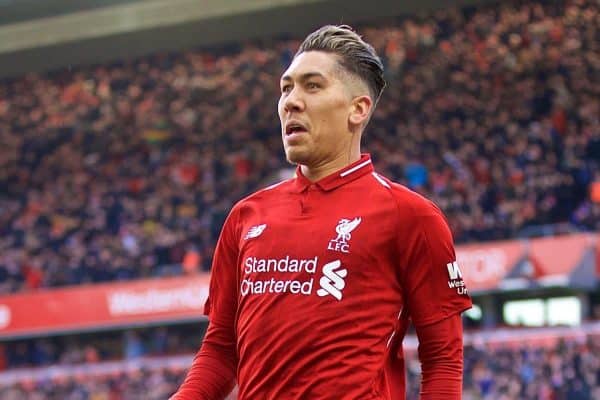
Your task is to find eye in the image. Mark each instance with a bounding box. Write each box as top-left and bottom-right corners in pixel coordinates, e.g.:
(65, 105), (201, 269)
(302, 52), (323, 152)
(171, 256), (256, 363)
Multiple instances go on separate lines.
(306, 82), (320, 90)
(281, 84), (292, 94)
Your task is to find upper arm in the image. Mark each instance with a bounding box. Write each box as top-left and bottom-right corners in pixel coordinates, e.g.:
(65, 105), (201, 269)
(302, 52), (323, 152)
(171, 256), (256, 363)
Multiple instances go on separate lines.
(204, 206), (241, 333)
(172, 207), (242, 400)
(399, 204), (472, 327)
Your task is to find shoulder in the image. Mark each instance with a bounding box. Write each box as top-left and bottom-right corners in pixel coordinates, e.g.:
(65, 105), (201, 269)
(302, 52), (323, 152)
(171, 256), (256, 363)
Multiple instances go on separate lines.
(218, 179), (293, 237)
(228, 178), (295, 217)
(368, 171), (443, 219)
(238, 178), (294, 204)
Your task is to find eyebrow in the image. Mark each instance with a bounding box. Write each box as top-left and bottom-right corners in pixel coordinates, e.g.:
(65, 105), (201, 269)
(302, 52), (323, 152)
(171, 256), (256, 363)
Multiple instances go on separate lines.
(280, 72), (327, 83)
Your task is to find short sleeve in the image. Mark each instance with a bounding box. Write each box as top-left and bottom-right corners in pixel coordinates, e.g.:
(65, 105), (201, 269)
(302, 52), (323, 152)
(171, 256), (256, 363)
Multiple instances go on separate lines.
(400, 206), (472, 327)
(173, 206), (240, 399)
(204, 205), (241, 328)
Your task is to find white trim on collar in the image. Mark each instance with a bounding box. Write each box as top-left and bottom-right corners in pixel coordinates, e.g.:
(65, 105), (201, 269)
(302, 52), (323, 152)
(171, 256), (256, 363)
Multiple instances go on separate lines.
(339, 159), (372, 178)
(372, 172), (391, 188)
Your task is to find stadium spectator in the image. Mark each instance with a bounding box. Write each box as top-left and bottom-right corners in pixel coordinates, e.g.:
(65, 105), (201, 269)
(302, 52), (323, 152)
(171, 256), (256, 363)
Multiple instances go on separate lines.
(0, 0), (597, 398)
(0, 1), (597, 295)
(1, 333), (600, 399)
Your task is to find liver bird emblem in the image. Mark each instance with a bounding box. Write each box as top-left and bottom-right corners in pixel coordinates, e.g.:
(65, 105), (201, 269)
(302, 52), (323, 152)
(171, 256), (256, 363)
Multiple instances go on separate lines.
(334, 217), (362, 243)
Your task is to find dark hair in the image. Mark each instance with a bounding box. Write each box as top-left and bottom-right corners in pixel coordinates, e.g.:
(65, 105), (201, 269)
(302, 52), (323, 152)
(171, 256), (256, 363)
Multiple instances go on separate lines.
(296, 25), (386, 104)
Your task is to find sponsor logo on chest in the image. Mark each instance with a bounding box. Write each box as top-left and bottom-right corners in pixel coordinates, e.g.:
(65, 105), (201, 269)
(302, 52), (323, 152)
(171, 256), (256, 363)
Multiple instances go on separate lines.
(240, 217), (362, 301)
(241, 256), (348, 301)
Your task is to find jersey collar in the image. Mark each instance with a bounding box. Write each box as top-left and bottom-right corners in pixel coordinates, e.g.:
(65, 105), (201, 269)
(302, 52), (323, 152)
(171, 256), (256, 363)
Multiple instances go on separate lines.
(292, 154), (374, 192)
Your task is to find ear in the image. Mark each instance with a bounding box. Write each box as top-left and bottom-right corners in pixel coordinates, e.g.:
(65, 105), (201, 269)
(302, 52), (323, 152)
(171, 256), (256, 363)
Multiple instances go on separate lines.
(348, 95), (373, 126)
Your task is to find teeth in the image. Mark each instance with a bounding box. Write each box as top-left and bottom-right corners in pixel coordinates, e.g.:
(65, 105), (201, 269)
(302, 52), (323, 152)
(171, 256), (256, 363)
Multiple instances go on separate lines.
(286, 122), (306, 134)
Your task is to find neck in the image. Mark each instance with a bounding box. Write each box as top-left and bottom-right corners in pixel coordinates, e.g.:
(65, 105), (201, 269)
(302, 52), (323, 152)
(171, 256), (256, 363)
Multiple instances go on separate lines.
(300, 150), (361, 182)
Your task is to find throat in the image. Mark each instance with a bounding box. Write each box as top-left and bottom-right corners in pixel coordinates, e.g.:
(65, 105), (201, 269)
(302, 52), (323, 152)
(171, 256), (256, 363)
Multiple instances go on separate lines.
(300, 153), (361, 182)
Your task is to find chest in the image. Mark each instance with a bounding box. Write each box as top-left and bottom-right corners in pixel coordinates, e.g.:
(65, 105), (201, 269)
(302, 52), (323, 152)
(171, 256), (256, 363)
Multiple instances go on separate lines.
(237, 191), (400, 298)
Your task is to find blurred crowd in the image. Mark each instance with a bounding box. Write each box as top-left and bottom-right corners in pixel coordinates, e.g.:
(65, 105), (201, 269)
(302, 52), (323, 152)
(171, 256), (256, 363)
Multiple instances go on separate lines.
(413, 335), (600, 400)
(0, 366), (204, 400)
(0, 0), (598, 294)
(0, 324), (205, 370)
(1, 330), (600, 399)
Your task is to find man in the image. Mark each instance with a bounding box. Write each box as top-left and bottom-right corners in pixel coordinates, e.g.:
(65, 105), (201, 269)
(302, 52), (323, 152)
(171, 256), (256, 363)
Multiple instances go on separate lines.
(172, 25), (472, 399)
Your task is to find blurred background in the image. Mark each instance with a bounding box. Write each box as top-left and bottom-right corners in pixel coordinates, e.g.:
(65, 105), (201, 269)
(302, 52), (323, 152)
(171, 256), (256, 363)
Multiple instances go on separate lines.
(0, 0), (598, 399)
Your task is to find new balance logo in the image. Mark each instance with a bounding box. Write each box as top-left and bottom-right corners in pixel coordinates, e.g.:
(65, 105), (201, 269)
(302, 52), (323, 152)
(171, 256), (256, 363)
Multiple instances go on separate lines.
(244, 224), (267, 240)
(446, 261), (463, 280)
(317, 260), (347, 300)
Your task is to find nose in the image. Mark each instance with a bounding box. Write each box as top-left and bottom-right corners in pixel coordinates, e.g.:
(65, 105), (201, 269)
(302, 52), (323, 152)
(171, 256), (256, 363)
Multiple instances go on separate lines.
(283, 87), (304, 113)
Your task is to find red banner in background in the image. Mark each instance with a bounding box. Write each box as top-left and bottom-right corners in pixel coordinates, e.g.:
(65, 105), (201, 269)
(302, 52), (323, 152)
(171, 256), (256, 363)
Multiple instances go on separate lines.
(529, 233), (596, 277)
(455, 240), (525, 293)
(455, 233), (598, 293)
(0, 275), (210, 339)
(0, 234), (596, 339)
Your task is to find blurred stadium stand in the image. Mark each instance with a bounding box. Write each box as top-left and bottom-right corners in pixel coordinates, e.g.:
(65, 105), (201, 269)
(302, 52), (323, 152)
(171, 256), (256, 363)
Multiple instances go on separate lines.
(0, 0), (599, 398)
(0, 0), (495, 78)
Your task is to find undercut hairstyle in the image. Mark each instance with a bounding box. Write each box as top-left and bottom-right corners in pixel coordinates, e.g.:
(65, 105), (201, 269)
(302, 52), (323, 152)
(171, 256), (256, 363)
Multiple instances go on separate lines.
(296, 25), (386, 105)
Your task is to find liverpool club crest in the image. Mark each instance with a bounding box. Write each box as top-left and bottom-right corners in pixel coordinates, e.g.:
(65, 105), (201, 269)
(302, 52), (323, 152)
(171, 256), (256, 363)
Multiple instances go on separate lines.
(327, 217), (361, 253)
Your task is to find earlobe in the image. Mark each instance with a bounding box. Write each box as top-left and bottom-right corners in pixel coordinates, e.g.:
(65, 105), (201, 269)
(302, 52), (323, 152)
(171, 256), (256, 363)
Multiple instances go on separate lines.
(349, 111), (364, 125)
(349, 96), (372, 125)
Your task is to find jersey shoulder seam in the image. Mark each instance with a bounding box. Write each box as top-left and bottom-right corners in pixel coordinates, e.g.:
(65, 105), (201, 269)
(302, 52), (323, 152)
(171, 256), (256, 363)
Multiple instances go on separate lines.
(368, 171), (420, 221)
(236, 178), (294, 205)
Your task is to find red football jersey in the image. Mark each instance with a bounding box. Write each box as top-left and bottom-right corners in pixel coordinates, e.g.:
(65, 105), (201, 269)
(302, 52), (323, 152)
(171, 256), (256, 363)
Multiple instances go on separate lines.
(204, 154), (472, 399)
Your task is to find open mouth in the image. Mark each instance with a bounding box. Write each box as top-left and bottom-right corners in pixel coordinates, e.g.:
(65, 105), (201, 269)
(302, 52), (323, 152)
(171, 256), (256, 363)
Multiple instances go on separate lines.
(285, 122), (308, 135)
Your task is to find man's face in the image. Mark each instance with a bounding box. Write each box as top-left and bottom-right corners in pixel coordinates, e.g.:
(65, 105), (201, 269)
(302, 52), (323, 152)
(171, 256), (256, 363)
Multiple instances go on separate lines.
(278, 51), (356, 168)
